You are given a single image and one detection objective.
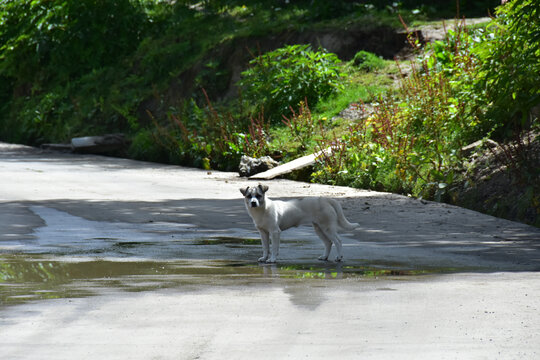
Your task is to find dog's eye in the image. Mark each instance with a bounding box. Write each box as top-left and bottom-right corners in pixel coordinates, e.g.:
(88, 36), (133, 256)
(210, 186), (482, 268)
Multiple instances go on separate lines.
(256, 195), (262, 199)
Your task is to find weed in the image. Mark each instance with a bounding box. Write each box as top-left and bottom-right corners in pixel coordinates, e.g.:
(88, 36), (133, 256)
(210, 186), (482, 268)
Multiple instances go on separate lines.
(243, 111), (271, 158)
(281, 99), (317, 152)
(149, 88), (274, 171)
(314, 17), (484, 199)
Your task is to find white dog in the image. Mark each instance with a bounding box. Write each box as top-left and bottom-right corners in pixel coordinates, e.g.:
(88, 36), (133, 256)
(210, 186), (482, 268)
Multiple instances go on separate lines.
(240, 184), (358, 263)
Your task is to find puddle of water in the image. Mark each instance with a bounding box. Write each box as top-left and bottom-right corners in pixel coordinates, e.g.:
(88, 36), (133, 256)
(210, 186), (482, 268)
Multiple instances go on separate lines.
(0, 206), (475, 307)
(0, 253), (462, 307)
(190, 237), (261, 246)
(0, 255), (260, 306)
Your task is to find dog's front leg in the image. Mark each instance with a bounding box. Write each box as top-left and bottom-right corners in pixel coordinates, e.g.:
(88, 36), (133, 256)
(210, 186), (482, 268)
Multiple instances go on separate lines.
(267, 230), (281, 263)
(257, 229), (270, 262)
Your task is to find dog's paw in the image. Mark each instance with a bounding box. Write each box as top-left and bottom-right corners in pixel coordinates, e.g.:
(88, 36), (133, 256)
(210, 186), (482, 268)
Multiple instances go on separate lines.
(335, 255), (343, 262)
(258, 256), (268, 262)
(318, 256), (329, 261)
(266, 258), (277, 264)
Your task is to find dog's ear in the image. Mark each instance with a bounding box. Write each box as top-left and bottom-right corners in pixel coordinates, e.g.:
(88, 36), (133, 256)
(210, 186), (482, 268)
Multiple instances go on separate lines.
(258, 184), (269, 193)
(239, 187), (249, 196)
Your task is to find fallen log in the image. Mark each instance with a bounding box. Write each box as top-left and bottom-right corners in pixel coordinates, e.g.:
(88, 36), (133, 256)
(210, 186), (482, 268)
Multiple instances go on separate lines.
(249, 147), (332, 180)
(71, 134), (127, 154)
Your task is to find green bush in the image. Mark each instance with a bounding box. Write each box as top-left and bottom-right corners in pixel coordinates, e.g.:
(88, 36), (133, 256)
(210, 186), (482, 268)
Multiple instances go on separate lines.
(0, 0), (145, 81)
(238, 44), (345, 121)
(0, 0), (148, 143)
(352, 51), (385, 72)
(422, 0), (539, 141)
(474, 0), (540, 138)
(314, 0), (539, 203)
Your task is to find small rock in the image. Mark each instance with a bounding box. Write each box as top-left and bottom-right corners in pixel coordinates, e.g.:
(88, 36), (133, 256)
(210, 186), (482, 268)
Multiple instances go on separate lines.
(239, 155), (279, 177)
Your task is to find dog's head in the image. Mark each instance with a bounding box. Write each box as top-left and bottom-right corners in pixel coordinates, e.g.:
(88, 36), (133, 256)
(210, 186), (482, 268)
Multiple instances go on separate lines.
(240, 184), (269, 208)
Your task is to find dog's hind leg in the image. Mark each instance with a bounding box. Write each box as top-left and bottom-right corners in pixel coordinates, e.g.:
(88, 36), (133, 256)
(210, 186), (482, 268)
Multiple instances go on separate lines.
(331, 232), (344, 262)
(313, 223), (332, 261)
(318, 224), (344, 262)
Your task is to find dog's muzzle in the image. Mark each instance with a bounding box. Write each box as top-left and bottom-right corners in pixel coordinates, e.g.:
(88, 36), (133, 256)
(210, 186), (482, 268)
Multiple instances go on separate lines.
(250, 200), (259, 208)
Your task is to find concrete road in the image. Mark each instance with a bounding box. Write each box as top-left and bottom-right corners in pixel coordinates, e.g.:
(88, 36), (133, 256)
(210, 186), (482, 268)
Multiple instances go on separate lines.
(1, 142), (539, 359)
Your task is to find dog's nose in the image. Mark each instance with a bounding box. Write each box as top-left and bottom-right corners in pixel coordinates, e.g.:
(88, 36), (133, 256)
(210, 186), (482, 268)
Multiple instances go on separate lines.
(250, 201), (258, 208)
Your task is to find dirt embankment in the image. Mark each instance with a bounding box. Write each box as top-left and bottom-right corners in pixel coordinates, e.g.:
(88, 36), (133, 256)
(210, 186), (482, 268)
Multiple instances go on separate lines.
(138, 24), (412, 123)
(453, 132), (540, 227)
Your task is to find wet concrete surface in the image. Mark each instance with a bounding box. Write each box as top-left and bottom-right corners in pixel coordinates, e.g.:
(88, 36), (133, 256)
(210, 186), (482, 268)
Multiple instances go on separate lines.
(1, 142), (540, 359)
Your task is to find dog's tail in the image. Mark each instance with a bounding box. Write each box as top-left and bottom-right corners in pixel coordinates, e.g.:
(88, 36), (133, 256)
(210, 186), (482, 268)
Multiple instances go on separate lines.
(329, 199), (359, 231)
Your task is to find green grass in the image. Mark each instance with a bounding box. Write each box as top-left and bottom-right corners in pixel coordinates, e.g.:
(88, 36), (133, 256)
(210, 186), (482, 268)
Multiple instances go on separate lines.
(316, 64), (395, 116)
(264, 58), (396, 160)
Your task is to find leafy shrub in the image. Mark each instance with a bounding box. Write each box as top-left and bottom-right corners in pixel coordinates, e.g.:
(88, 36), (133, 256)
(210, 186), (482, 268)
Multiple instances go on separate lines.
(352, 51), (385, 72)
(238, 44), (344, 121)
(425, 0), (540, 140)
(0, 0), (148, 143)
(0, 0), (145, 81)
(473, 0), (540, 139)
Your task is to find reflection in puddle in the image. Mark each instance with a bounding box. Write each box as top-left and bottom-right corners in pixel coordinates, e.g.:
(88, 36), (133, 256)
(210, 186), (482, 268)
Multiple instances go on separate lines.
(1, 206), (469, 306)
(0, 254), (460, 307)
(191, 237), (261, 246)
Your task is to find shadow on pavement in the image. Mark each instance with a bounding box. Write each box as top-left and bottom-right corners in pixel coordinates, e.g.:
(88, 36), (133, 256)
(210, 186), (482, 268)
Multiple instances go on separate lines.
(1, 198), (539, 269)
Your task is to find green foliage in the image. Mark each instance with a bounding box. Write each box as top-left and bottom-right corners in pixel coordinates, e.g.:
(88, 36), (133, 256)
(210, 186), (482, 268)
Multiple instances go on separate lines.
(0, 0), (459, 150)
(316, 63), (472, 198)
(314, 19), (484, 199)
(281, 100), (318, 153)
(0, 0), (145, 81)
(352, 51), (385, 72)
(238, 44), (345, 122)
(0, 0), (149, 143)
(149, 92), (265, 171)
(423, 0), (540, 140)
(474, 0), (540, 138)
(314, 0), (539, 206)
